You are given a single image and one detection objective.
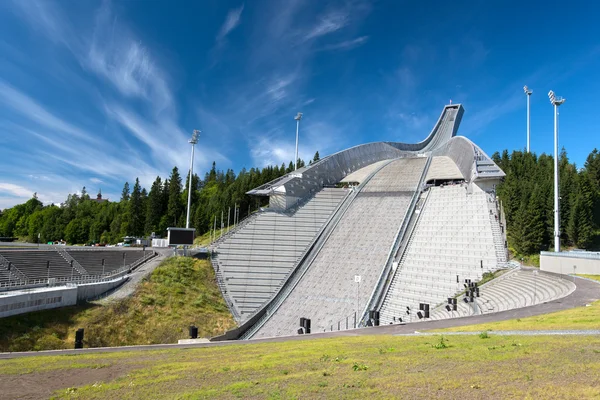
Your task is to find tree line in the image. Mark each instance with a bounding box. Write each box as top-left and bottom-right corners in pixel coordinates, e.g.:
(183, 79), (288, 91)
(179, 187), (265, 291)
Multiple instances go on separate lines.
(0, 153), (320, 245)
(492, 148), (600, 255)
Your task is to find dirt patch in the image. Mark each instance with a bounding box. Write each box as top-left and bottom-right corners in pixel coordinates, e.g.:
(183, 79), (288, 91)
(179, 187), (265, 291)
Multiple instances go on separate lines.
(0, 364), (133, 399)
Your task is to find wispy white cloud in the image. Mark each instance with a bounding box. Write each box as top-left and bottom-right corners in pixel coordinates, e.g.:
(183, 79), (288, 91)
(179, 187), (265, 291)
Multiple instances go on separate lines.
(319, 36), (368, 51)
(216, 5), (244, 42)
(86, 2), (172, 111)
(8, 0), (72, 47)
(90, 177), (104, 184)
(0, 80), (94, 142)
(0, 183), (32, 198)
(304, 10), (350, 40)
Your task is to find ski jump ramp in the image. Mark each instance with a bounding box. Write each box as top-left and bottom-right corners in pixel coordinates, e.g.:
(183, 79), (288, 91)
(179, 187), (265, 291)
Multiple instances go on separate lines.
(211, 104), (507, 340)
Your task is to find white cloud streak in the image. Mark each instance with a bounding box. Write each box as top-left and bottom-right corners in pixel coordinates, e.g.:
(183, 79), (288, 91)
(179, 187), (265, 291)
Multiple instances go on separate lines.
(304, 10), (349, 40)
(217, 5), (244, 42)
(319, 36), (368, 51)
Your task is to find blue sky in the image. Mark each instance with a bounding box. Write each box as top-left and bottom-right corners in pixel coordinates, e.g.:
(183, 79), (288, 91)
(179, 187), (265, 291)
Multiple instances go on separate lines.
(1, 0), (599, 209)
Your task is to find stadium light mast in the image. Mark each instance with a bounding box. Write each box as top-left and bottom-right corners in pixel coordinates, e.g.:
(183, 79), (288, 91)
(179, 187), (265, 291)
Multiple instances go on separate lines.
(548, 90), (565, 252)
(524, 86), (533, 152)
(186, 130), (200, 229)
(294, 112), (303, 170)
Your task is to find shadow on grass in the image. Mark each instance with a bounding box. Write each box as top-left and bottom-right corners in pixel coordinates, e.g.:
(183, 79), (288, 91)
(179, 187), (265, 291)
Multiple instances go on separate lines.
(0, 302), (100, 352)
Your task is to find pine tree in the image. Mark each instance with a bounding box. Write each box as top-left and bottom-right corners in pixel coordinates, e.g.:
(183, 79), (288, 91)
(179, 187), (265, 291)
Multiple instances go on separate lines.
(167, 167), (182, 226)
(313, 151), (320, 163)
(521, 184), (547, 253)
(145, 176), (163, 235)
(121, 182), (130, 202)
(128, 178), (144, 236)
(568, 173), (595, 248)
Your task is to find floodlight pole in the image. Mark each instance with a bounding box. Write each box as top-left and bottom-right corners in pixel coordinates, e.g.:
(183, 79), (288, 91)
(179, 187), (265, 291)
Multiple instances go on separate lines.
(524, 86), (532, 152)
(548, 91), (565, 252)
(294, 112), (303, 170)
(186, 130), (200, 230)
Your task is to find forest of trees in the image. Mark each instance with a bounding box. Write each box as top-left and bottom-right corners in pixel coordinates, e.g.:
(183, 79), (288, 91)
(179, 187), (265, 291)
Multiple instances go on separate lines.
(0, 153), (321, 245)
(2, 146), (598, 254)
(493, 148), (600, 255)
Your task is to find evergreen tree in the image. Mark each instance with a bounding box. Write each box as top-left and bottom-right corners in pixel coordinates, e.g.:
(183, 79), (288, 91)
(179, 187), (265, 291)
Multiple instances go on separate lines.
(121, 182), (130, 202)
(167, 167), (182, 226)
(128, 178), (144, 236)
(568, 173), (595, 248)
(313, 151), (320, 163)
(145, 176), (163, 235)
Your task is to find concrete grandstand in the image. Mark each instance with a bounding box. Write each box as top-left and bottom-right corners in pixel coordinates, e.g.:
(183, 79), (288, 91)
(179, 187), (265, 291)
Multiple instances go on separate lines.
(210, 104), (574, 341)
(0, 248), (154, 288)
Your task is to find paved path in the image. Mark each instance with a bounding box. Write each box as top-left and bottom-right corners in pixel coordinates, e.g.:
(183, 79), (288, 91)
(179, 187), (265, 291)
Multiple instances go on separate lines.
(1, 274), (597, 360)
(396, 330), (600, 336)
(95, 250), (170, 304)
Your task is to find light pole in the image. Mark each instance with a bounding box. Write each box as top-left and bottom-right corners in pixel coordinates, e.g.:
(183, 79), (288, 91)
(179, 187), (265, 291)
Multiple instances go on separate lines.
(294, 112), (303, 170)
(186, 130), (200, 229)
(548, 90), (565, 252)
(524, 86), (533, 152)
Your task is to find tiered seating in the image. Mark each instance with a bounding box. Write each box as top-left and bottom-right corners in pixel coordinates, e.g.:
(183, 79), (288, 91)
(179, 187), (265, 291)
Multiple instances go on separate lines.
(429, 269), (576, 319)
(0, 250), (80, 281)
(486, 194), (508, 263)
(380, 184), (503, 324)
(67, 249), (151, 276)
(0, 249), (152, 286)
(214, 187), (348, 320)
(254, 157), (427, 338)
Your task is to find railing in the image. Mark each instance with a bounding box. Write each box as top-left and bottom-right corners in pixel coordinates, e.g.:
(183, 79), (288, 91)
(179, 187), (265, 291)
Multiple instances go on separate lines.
(210, 252), (242, 322)
(211, 188), (332, 249)
(360, 155), (433, 326)
(209, 210), (263, 249)
(56, 247), (88, 275)
(243, 188), (352, 316)
(239, 159), (397, 340)
(0, 253), (28, 281)
(0, 251), (157, 291)
(325, 311), (360, 333)
(372, 190), (432, 310)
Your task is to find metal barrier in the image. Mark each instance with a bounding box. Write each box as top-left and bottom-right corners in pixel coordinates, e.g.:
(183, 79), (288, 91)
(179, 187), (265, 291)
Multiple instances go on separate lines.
(360, 155), (433, 326)
(239, 159), (397, 340)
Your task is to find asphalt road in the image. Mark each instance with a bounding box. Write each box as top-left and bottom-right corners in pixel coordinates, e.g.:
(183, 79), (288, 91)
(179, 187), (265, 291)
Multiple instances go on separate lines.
(1, 273), (597, 360)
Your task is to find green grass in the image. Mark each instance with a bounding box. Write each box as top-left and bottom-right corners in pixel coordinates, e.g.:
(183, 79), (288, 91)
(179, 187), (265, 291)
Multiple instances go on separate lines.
(0, 257), (236, 352)
(1, 334), (600, 399)
(431, 299), (600, 332)
(576, 274), (600, 283)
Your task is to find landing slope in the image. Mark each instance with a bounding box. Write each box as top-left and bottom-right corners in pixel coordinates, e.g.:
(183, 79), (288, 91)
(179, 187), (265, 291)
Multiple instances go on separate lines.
(254, 157), (427, 338)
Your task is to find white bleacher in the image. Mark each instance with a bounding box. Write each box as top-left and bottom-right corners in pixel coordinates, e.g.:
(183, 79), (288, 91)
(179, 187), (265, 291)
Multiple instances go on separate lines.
(380, 184), (503, 324)
(213, 187), (348, 321)
(428, 268), (576, 319)
(0, 249), (151, 286)
(253, 157), (427, 338)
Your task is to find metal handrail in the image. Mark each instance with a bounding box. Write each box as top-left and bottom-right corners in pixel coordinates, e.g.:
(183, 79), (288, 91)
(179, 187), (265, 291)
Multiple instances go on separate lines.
(241, 158), (397, 340)
(359, 155), (433, 326)
(0, 251), (156, 290)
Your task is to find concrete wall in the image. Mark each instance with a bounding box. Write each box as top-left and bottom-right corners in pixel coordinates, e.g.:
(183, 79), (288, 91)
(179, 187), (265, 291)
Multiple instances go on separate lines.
(540, 251), (600, 275)
(76, 276), (128, 301)
(0, 286), (77, 318)
(0, 276), (128, 318)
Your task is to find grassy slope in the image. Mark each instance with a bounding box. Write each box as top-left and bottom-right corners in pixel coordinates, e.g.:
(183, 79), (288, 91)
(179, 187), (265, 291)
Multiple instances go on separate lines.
(0, 257), (236, 352)
(1, 334), (600, 399)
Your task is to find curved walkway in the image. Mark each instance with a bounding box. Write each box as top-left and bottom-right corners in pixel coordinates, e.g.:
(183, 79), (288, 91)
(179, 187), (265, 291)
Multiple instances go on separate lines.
(1, 275), (598, 359)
